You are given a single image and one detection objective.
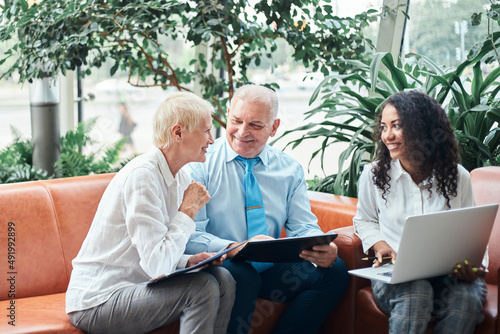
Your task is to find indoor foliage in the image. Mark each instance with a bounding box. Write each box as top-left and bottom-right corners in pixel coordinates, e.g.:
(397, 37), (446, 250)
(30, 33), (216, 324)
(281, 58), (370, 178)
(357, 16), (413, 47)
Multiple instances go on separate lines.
(0, 118), (127, 183)
(0, 0), (378, 127)
(275, 32), (500, 197)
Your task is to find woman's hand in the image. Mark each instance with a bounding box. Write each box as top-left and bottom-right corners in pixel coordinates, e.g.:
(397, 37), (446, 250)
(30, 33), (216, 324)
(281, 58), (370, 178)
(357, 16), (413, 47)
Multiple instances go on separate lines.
(179, 181), (210, 219)
(451, 260), (486, 282)
(186, 252), (226, 268)
(372, 241), (397, 268)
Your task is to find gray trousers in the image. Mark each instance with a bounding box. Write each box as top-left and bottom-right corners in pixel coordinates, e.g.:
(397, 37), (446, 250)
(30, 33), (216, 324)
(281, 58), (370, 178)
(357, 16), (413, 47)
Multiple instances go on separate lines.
(68, 267), (235, 334)
(372, 276), (487, 334)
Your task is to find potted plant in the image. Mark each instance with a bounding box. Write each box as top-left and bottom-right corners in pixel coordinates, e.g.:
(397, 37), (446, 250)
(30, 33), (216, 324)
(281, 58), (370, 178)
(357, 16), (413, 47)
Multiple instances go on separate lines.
(275, 32), (500, 197)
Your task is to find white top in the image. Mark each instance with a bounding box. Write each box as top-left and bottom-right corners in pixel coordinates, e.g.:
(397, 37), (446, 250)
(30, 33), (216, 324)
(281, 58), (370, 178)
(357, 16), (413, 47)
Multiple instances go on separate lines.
(66, 147), (195, 313)
(353, 160), (481, 257)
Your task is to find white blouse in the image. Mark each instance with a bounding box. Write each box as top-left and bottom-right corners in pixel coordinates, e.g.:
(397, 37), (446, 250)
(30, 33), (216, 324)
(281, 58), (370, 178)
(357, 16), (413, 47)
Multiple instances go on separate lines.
(66, 147), (195, 313)
(353, 160), (484, 268)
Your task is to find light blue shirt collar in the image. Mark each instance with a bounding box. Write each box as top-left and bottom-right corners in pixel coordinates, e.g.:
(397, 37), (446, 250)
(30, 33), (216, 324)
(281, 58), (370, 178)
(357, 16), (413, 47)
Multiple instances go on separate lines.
(184, 137), (322, 254)
(223, 140), (269, 167)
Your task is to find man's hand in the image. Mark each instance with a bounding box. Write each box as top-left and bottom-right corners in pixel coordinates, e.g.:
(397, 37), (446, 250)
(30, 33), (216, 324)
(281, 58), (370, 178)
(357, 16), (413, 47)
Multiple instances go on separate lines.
(179, 181), (210, 219)
(186, 252), (225, 268)
(299, 242), (338, 268)
(226, 234), (274, 258)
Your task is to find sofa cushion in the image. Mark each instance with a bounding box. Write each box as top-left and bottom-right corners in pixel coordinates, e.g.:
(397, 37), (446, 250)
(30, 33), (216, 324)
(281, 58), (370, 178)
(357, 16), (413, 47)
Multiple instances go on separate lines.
(0, 182), (68, 300)
(0, 293), (83, 334)
(0, 292), (180, 334)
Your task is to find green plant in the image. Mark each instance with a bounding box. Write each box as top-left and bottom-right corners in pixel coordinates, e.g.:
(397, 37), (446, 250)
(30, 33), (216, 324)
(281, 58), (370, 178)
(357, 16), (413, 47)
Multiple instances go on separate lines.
(275, 33), (500, 197)
(55, 117), (127, 177)
(0, 0), (378, 128)
(0, 118), (127, 183)
(0, 126), (49, 183)
(422, 31), (500, 171)
(471, 0), (500, 61)
(0, 126), (33, 166)
(0, 164), (50, 183)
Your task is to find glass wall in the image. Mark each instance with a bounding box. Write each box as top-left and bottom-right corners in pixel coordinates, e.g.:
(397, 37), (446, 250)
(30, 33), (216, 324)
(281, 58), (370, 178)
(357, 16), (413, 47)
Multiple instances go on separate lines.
(1, 0), (495, 179)
(403, 0), (493, 68)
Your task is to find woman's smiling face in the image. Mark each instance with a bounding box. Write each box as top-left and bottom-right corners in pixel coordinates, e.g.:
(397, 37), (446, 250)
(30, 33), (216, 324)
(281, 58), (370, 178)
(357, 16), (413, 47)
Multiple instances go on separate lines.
(380, 104), (406, 163)
(181, 114), (214, 163)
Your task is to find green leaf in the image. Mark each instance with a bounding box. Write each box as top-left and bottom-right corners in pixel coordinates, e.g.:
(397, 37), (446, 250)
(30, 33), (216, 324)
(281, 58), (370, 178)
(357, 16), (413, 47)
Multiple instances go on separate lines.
(471, 12), (482, 26)
(19, 0), (29, 11)
(110, 61), (119, 76)
(206, 19), (220, 26)
(487, 108), (500, 124)
(481, 66), (500, 93)
(470, 62), (483, 105)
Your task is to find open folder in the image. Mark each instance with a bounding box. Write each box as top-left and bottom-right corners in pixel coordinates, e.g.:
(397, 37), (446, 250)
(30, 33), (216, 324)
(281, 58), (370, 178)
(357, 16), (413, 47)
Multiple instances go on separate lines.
(148, 242), (245, 285)
(232, 232), (338, 263)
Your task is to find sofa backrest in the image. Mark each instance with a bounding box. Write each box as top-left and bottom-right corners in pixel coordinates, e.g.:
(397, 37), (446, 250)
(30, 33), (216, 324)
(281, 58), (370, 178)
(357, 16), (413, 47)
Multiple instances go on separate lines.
(40, 173), (115, 279)
(308, 191), (358, 232)
(470, 166), (500, 285)
(0, 181), (68, 300)
(0, 173), (114, 301)
(0, 173), (360, 302)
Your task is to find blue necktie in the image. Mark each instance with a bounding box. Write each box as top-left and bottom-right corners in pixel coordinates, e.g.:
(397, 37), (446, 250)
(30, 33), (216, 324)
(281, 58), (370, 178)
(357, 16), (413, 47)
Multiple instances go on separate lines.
(237, 156), (273, 272)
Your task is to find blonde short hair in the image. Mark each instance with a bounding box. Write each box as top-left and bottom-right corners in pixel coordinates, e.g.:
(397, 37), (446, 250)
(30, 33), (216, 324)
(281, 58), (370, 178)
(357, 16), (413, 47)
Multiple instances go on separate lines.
(231, 84), (279, 120)
(153, 92), (214, 149)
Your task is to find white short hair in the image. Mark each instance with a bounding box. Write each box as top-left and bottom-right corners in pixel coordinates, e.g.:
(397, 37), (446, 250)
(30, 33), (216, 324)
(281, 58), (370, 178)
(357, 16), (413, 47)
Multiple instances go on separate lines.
(231, 84), (279, 120)
(153, 92), (214, 149)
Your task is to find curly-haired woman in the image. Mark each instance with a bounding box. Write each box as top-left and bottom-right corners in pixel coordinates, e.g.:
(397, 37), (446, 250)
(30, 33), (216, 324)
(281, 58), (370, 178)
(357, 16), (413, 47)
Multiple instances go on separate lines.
(353, 90), (488, 333)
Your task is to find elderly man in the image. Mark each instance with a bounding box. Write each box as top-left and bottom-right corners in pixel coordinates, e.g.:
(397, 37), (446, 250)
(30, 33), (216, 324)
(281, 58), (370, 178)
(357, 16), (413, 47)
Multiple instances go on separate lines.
(185, 84), (349, 334)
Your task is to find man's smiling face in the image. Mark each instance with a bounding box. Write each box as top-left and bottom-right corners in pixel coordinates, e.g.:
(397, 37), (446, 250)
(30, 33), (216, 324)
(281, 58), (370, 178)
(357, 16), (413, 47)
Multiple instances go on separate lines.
(225, 97), (280, 158)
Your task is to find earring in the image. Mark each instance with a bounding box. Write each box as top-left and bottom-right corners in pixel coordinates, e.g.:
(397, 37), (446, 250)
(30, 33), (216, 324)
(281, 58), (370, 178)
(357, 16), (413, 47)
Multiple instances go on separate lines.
(178, 139), (182, 143)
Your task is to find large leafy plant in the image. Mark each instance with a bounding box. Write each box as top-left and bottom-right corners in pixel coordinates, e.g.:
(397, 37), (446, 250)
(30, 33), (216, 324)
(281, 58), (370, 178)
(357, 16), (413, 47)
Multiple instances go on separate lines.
(0, 0), (378, 128)
(0, 118), (127, 183)
(276, 32), (500, 197)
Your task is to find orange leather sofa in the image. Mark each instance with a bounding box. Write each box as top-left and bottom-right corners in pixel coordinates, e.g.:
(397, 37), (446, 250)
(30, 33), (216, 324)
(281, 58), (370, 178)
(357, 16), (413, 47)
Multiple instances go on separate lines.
(333, 166), (500, 334)
(0, 173), (357, 334)
(2, 167), (497, 334)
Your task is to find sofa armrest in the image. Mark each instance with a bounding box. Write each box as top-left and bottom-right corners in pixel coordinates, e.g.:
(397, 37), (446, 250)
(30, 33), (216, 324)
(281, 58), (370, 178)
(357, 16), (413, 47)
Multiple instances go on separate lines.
(332, 226), (368, 269)
(333, 226), (372, 290)
(319, 225), (372, 334)
(498, 266), (500, 334)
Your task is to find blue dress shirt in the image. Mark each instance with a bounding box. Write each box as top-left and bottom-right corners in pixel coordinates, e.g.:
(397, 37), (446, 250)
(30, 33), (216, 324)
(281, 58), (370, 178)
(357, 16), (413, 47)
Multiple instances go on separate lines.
(184, 138), (322, 254)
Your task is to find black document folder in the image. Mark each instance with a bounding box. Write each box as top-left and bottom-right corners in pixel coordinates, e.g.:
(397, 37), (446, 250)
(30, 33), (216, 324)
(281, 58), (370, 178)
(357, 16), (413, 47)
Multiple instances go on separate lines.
(232, 232), (337, 263)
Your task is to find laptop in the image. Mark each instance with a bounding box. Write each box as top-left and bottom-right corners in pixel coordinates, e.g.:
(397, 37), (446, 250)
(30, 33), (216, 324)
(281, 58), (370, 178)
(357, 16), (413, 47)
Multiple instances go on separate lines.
(348, 204), (498, 284)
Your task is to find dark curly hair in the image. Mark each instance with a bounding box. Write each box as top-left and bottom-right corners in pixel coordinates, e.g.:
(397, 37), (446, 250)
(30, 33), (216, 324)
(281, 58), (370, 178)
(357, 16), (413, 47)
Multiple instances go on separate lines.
(371, 91), (460, 208)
